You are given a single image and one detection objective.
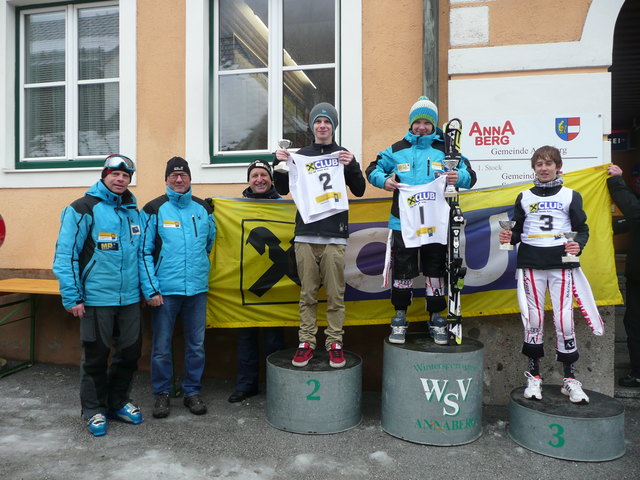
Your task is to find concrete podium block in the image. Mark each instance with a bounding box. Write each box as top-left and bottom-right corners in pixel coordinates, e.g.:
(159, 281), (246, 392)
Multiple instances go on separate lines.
(508, 386), (625, 461)
(266, 348), (362, 434)
(381, 333), (484, 445)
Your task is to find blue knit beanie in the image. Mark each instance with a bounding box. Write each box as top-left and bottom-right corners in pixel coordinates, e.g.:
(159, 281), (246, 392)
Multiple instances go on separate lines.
(409, 96), (438, 129)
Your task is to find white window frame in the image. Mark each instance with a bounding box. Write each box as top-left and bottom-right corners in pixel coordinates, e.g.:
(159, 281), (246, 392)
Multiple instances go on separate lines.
(185, 0), (362, 184)
(0, 0), (136, 188)
(212, 0), (338, 158)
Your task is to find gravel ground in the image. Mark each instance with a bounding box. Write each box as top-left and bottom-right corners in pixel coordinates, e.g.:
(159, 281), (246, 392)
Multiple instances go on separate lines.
(1, 363), (638, 480)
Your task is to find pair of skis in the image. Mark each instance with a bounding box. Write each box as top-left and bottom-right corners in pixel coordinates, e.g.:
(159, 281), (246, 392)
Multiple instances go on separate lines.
(443, 119), (466, 345)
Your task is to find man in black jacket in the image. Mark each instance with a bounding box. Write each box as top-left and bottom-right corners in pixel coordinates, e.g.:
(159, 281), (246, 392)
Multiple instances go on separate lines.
(273, 103), (365, 368)
(608, 163), (640, 387)
(228, 160), (285, 403)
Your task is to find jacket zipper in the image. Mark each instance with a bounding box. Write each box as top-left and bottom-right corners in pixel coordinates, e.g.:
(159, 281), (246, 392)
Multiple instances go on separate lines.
(192, 215), (198, 237)
(127, 217), (134, 243)
(120, 214), (125, 305)
(81, 260), (97, 284)
(155, 255), (163, 274)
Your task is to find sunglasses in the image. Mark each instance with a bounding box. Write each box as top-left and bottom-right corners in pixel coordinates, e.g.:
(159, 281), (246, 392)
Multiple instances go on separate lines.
(104, 154), (135, 174)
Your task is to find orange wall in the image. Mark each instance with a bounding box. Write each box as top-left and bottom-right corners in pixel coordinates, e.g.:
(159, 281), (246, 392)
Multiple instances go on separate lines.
(486, 0), (591, 46)
(361, 0), (425, 187)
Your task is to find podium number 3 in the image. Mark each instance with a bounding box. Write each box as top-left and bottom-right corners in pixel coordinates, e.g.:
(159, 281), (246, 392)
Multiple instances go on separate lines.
(306, 379), (321, 401)
(548, 423), (565, 448)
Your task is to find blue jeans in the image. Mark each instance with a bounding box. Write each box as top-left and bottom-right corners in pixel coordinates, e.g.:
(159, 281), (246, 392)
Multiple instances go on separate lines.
(151, 293), (206, 397)
(235, 327), (284, 392)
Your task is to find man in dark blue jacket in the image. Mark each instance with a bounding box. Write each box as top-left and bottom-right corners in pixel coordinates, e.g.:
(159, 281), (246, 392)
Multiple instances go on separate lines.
(53, 154), (143, 437)
(228, 160), (285, 403)
(140, 157), (216, 418)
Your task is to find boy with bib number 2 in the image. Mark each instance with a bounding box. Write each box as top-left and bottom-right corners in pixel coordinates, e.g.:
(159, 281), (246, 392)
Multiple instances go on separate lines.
(273, 103), (365, 368)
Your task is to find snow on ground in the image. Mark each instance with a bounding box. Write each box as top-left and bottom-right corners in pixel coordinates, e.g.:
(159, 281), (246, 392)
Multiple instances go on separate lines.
(2, 365), (639, 480)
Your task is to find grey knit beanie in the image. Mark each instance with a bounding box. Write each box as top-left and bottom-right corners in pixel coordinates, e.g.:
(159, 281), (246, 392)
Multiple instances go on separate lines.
(308, 103), (339, 133)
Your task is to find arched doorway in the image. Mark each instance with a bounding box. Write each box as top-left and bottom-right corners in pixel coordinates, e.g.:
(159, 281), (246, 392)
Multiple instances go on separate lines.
(610, 0), (640, 390)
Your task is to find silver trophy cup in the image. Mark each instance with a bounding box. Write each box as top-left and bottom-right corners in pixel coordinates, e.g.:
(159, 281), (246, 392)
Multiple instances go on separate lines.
(278, 139), (292, 149)
(562, 231), (579, 263)
(443, 158), (459, 198)
(499, 220), (516, 250)
(274, 139), (292, 172)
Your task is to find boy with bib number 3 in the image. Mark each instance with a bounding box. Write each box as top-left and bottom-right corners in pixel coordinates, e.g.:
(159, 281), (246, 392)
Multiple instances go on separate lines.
(500, 146), (604, 405)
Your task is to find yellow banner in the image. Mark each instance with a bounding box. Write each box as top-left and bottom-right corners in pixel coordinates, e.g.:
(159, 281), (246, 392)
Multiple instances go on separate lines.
(207, 166), (622, 328)
(455, 164), (622, 316)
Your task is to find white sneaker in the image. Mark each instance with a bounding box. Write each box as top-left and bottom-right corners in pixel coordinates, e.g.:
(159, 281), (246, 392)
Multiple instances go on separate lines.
(561, 378), (589, 404)
(523, 371), (542, 400)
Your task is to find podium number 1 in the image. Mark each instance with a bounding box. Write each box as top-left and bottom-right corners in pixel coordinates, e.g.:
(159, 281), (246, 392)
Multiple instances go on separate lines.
(306, 379), (321, 401)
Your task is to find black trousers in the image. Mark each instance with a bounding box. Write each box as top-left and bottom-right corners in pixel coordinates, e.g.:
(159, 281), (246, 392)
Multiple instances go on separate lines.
(624, 279), (640, 376)
(79, 304), (142, 419)
(234, 327), (284, 392)
(390, 230), (447, 312)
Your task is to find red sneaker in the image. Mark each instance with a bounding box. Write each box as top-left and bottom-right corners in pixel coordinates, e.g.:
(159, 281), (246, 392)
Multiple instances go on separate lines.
(328, 343), (346, 368)
(292, 342), (314, 367)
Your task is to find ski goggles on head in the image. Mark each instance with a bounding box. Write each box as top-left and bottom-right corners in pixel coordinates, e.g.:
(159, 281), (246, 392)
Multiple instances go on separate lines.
(104, 154), (135, 174)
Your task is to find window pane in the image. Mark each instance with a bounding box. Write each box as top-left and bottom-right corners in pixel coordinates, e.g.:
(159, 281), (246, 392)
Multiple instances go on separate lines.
(25, 86), (65, 157)
(219, 73), (268, 151)
(283, 0), (335, 66)
(78, 83), (119, 156)
(78, 6), (119, 80)
(283, 68), (335, 147)
(25, 11), (65, 84)
(219, 0), (268, 71)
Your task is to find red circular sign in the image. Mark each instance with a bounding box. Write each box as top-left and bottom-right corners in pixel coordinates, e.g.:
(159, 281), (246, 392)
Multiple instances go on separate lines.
(0, 214), (5, 247)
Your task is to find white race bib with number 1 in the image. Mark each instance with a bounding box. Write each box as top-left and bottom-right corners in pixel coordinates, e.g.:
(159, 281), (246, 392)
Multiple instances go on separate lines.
(397, 176), (449, 247)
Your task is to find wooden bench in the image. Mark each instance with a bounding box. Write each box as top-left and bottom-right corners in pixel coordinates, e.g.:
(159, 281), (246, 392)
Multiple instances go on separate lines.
(0, 278), (59, 377)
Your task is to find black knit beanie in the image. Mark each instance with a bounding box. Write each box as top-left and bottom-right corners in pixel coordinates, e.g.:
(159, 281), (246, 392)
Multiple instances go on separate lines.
(247, 159), (273, 181)
(165, 156), (191, 179)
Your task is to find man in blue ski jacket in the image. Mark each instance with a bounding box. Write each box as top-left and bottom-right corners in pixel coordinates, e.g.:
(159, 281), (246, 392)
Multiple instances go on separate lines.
(366, 96), (476, 345)
(139, 157), (216, 419)
(53, 154), (144, 437)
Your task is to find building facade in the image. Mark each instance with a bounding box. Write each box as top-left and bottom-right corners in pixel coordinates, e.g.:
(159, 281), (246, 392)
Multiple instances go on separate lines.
(0, 0), (632, 402)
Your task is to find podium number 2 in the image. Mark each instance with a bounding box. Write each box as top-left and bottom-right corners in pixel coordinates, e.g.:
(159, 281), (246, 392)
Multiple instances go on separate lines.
(306, 379), (321, 401)
(548, 423), (565, 448)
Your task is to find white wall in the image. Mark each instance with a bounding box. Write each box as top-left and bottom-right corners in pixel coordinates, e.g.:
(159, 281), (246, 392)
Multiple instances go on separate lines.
(447, 0), (625, 189)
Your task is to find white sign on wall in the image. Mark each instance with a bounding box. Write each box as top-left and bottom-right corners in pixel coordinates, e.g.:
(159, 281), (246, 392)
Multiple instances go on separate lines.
(459, 114), (604, 189)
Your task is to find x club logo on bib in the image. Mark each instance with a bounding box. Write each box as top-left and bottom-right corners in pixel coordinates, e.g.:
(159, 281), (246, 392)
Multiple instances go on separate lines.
(407, 191), (437, 207)
(305, 157), (340, 174)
